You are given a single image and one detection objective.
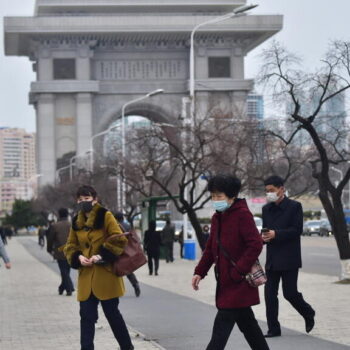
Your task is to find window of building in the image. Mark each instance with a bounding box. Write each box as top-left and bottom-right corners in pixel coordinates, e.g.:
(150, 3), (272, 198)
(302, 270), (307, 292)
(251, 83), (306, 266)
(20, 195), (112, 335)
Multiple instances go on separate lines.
(208, 57), (231, 78)
(53, 59), (76, 79)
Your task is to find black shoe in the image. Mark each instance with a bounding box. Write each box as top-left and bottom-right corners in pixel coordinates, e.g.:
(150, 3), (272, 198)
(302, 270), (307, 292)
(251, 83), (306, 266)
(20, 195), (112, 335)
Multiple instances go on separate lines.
(134, 285), (141, 297)
(305, 314), (315, 333)
(264, 332), (281, 338)
(149, 271), (153, 275)
(66, 291), (73, 296)
(58, 288), (64, 295)
(155, 272), (158, 276)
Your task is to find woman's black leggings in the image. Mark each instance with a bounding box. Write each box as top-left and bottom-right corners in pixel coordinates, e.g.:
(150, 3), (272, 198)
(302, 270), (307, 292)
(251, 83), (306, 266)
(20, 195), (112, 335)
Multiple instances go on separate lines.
(206, 307), (270, 350)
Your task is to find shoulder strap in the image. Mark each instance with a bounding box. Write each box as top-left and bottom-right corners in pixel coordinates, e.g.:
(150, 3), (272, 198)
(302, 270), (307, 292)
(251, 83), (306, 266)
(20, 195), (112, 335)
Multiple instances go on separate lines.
(216, 214), (237, 268)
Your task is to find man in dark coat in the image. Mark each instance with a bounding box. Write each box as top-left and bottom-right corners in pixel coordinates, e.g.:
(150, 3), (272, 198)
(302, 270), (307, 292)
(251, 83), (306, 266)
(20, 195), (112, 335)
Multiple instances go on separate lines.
(161, 219), (175, 263)
(262, 175), (315, 337)
(47, 208), (74, 295)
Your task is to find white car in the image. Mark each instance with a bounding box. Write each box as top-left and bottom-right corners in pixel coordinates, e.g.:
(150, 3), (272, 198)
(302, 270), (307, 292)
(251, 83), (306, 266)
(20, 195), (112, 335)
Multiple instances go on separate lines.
(253, 216), (263, 232)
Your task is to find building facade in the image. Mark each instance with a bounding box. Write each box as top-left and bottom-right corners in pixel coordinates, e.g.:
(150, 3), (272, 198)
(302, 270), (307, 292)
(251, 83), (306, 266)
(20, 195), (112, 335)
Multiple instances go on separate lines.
(4, 0), (282, 186)
(0, 128), (37, 216)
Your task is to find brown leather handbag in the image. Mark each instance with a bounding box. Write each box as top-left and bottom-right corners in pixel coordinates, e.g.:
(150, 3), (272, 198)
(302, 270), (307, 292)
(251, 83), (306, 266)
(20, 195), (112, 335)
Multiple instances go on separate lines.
(106, 230), (147, 277)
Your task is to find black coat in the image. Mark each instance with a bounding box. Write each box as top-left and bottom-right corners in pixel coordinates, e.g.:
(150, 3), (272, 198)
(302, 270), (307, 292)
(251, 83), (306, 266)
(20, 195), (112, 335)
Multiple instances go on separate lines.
(144, 229), (162, 255)
(262, 197), (303, 271)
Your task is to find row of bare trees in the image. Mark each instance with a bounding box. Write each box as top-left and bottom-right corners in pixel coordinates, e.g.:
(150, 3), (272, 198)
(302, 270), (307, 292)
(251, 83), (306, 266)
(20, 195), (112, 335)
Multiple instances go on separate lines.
(34, 40), (350, 280)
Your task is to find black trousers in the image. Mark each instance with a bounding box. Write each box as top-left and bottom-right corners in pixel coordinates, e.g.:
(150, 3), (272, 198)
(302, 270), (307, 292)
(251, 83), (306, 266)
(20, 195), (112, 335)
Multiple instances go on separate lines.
(265, 269), (315, 334)
(80, 294), (133, 350)
(57, 259), (74, 293)
(164, 242), (174, 262)
(206, 307), (269, 350)
(126, 272), (139, 288)
(147, 251), (160, 274)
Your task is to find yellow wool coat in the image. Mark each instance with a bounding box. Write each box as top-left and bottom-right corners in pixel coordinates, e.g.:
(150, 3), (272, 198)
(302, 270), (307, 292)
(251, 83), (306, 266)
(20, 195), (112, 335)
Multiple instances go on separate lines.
(64, 204), (128, 301)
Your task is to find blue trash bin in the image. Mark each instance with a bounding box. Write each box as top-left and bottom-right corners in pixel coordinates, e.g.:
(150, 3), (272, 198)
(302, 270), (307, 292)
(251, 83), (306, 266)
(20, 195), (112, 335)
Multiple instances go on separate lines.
(184, 239), (196, 260)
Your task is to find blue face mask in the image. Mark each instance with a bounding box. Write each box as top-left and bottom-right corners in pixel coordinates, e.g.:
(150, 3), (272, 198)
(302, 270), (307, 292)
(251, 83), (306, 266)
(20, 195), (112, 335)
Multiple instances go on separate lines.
(212, 200), (230, 212)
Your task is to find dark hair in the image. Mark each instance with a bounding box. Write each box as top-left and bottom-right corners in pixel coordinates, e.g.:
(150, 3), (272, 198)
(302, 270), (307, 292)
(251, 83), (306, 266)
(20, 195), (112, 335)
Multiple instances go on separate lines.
(115, 211), (124, 221)
(166, 218), (171, 225)
(76, 185), (97, 199)
(58, 208), (69, 218)
(207, 174), (241, 198)
(264, 175), (284, 188)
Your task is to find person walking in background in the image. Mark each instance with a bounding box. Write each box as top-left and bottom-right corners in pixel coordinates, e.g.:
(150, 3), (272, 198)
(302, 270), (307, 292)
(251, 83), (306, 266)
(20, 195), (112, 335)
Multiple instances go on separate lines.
(161, 218), (175, 263)
(262, 175), (315, 338)
(64, 185), (134, 350)
(115, 212), (141, 297)
(144, 220), (161, 275)
(38, 225), (46, 248)
(202, 224), (210, 244)
(47, 208), (75, 296)
(178, 226), (184, 259)
(192, 174), (269, 350)
(0, 236), (11, 269)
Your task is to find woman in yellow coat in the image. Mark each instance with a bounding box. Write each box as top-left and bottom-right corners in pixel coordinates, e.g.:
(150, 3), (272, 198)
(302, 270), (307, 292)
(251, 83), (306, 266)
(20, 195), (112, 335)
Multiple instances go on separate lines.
(64, 185), (134, 350)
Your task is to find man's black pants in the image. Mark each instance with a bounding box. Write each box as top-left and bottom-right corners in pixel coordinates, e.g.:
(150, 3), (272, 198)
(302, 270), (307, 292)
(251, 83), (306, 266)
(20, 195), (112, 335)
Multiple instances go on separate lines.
(57, 259), (74, 293)
(80, 294), (132, 350)
(206, 307), (270, 350)
(265, 269), (315, 334)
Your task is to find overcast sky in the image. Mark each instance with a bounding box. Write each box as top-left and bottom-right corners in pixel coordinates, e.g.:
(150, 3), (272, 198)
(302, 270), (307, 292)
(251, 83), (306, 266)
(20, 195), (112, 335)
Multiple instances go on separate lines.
(0, 0), (349, 132)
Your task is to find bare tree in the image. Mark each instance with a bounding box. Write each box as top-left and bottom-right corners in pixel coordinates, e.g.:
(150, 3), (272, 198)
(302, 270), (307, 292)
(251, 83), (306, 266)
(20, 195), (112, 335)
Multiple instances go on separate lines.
(259, 40), (350, 281)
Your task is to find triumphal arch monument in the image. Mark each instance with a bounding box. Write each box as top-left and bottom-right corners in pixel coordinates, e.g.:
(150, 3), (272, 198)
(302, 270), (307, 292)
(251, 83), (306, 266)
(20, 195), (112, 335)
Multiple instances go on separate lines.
(4, 0), (282, 186)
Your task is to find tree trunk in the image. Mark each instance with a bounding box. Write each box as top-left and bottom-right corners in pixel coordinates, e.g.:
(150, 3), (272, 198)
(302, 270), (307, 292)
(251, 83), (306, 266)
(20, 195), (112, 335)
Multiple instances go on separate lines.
(186, 205), (206, 251)
(319, 189), (350, 280)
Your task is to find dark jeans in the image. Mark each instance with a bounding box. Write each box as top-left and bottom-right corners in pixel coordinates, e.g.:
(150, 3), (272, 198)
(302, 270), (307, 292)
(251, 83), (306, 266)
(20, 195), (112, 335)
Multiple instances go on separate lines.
(206, 307), (269, 350)
(126, 273), (139, 288)
(164, 242), (174, 262)
(265, 269), (315, 334)
(179, 242), (184, 258)
(147, 251), (160, 274)
(57, 259), (74, 293)
(80, 294), (133, 350)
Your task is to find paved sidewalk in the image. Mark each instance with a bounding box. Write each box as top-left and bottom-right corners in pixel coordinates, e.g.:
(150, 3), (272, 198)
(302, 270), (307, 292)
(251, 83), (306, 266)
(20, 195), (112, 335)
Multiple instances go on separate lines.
(136, 247), (350, 347)
(0, 237), (163, 350)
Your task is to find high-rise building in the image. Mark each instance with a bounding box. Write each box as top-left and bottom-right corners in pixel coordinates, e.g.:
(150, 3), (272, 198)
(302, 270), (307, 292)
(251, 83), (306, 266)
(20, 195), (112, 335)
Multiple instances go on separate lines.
(247, 93), (264, 120)
(0, 128), (37, 216)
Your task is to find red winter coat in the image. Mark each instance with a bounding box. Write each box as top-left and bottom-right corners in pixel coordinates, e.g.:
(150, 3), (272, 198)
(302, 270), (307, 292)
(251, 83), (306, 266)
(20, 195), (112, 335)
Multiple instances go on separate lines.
(194, 199), (263, 309)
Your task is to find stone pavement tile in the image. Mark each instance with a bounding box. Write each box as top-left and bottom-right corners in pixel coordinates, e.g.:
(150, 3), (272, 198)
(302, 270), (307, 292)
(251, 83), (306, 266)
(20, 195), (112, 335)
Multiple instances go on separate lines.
(0, 238), (163, 350)
(136, 256), (350, 347)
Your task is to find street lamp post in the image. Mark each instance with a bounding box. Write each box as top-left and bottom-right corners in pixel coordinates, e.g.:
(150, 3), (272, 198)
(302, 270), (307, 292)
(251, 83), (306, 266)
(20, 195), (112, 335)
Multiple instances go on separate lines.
(120, 89), (164, 207)
(69, 150), (92, 180)
(189, 4), (258, 120)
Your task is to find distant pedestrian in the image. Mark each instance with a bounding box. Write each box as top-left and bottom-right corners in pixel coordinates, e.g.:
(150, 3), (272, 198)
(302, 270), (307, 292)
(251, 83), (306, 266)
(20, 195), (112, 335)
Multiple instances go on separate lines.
(64, 185), (134, 350)
(47, 208), (74, 296)
(202, 224), (210, 244)
(0, 226), (7, 245)
(0, 236), (11, 269)
(161, 219), (175, 263)
(178, 226), (184, 259)
(38, 225), (46, 248)
(115, 212), (141, 297)
(262, 175), (315, 337)
(144, 220), (161, 275)
(192, 174), (269, 350)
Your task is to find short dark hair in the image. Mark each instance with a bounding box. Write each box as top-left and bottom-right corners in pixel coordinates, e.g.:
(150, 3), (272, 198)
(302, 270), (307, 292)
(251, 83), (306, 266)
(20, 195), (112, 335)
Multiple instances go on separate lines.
(58, 208), (69, 218)
(76, 185), (97, 199)
(264, 175), (284, 188)
(207, 174), (241, 198)
(115, 212), (124, 221)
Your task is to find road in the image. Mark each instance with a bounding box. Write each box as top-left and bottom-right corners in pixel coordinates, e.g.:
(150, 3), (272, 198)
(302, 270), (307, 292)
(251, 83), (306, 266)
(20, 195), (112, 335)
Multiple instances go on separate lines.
(19, 235), (349, 350)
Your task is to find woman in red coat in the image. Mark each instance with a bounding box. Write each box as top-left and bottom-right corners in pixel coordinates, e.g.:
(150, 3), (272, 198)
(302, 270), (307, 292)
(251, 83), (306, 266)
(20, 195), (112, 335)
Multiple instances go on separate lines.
(192, 174), (269, 350)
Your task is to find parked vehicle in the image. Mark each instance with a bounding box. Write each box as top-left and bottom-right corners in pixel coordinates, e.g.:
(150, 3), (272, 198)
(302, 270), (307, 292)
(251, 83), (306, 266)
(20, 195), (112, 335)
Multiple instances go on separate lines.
(156, 220), (166, 232)
(303, 220), (322, 236)
(172, 220), (195, 241)
(253, 216), (262, 232)
(319, 219), (332, 237)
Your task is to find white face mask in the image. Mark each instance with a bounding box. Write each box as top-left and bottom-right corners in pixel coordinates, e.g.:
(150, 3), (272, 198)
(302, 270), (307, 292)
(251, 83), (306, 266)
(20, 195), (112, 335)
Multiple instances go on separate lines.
(266, 192), (279, 203)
